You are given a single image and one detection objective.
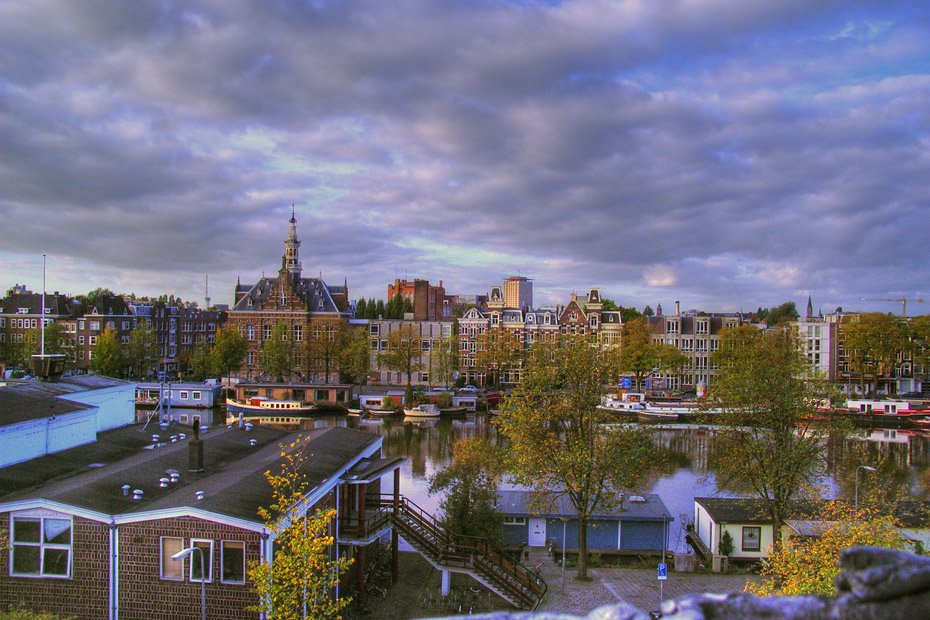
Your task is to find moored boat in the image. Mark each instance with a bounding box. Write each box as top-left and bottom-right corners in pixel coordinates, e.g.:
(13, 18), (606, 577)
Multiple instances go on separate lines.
(637, 408), (680, 423)
(403, 403), (441, 418)
(226, 396), (317, 415)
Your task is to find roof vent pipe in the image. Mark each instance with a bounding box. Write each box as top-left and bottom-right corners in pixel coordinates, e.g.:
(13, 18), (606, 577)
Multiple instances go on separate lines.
(152, 434), (160, 443)
(121, 484), (131, 496)
(159, 477), (169, 488)
(238, 413), (244, 428)
(170, 435), (178, 443)
(195, 491), (205, 500)
(132, 489), (144, 500)
(249, 438), (257, 446)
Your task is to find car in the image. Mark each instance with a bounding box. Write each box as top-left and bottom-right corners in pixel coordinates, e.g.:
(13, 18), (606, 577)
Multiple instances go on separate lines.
(460, 385), (479, 393)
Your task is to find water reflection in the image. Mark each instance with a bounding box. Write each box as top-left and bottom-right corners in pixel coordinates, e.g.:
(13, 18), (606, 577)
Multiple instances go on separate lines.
(210, 409), (930, 550)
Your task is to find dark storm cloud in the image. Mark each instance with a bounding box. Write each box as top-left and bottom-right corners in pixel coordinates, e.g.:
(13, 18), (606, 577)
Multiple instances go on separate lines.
(1, 0), (927, 313)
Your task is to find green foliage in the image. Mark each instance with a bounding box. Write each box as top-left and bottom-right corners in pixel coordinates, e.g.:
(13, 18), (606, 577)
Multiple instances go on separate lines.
(338, 327), (371, 383)
(498, 335), (662, 579)
(260, 321), (295, 382)
(429, 438), (504, 547)
(126, 321), (158, 379)
(381, 394), (394, 410)
(211, 325), (248, 384)
(247, 435), (352, 619)
(747, 502), (905, 596)
(719, 530), (734, 557)
(1, 607), (72, 620)
(90, 328), (125, 377)
(620, 306), (643, 323)
(377, 326), (424, 389)
(600, 297), (619, 311)
(436, 390), (453, 408)
(841, 313), (910, 395)
(618, 317), (685, 388)
(304, 319), (347, 382)
(428, 334), (458, 388)
(188, 342), (213, 381)
(643, 305), (654, 317)
(708, 325), (840, 548)
(474, 329), (523, 385)
(759, 301), (799, 326)
(77, 287), (115, 307)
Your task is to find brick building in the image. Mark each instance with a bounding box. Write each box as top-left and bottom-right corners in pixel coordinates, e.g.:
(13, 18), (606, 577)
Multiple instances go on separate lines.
(387, 279), (446, 321)
(227, 210), (351, 381)
(0, 414), (404, 620)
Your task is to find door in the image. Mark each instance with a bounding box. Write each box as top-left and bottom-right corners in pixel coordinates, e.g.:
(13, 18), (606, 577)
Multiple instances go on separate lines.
(528, 518), (547, 546)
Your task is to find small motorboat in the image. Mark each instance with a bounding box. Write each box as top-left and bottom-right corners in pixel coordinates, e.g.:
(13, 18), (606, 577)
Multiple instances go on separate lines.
(403, 403), (441, 418)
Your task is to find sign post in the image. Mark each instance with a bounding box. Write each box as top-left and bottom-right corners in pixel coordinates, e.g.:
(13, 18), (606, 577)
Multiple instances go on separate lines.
(657, 561), (667, 606)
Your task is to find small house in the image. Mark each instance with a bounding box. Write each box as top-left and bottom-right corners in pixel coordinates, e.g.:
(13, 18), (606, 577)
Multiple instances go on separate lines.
(496, 490), (673, 555)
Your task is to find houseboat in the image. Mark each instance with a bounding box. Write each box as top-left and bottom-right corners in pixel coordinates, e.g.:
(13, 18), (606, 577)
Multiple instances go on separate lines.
(226, 382), (355, 416)
(135, 380), (226, 409)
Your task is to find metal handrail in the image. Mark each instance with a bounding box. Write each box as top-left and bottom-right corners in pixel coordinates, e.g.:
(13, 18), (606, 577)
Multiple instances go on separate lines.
(372, 494), (546, 608)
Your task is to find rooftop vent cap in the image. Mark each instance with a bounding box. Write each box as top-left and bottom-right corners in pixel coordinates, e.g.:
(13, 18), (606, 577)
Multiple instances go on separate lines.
(152, 434), (160, 443)
(249, 438), (257, 446)
(132, 489), (144, 500)
(170, 435), (178, 443)
(200, 425), (209, 434)
(159, 477), (169, 488)
(121, 484), (131, 496)
(195, 491), (205, 501)
(245, 423), (253, 431)
(178, 433), (186, 440)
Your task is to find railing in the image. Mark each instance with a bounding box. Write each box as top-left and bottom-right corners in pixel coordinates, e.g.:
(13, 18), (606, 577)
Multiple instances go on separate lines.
(338, 507), (393, 540)
(370, 495), (546, 610)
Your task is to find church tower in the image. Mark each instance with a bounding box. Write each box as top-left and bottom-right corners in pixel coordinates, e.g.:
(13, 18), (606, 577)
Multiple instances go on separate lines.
(284, 205), (302, 278)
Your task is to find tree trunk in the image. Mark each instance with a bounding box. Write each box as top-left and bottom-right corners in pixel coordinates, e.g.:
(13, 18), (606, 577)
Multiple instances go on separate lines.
(576, 515), (589, 580)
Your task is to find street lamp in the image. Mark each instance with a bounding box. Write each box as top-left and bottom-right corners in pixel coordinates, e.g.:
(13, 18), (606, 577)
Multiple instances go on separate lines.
(172, 546), (206, 620)
(855, 465), (877, 508)
(559, 516), (569, 595)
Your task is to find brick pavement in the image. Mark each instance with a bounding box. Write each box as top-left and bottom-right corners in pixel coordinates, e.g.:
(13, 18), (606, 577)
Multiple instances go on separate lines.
(528, 547), (759, 617)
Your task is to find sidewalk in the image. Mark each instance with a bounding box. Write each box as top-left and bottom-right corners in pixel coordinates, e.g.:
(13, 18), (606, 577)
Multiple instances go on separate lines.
(527, 547), (758, 616)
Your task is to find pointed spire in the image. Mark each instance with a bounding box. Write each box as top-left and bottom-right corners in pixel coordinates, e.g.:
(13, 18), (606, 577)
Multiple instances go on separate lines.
(807, 295), (813, 318)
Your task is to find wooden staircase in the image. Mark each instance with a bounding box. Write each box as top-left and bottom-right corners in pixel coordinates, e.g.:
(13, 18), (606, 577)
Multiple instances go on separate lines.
(372, 496), (547, 610)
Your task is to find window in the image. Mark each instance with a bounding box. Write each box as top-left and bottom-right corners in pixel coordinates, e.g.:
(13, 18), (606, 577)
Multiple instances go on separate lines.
(293, 325), (302, 342)
(10, 514), (72, 578)
(193, 391), (201, 400)
(262, 324), (272, 341)
(189, 539), (214, 582)
(503, 517), (527, 525)
(90, 321), (100, 331)
(221, 541), (245, 584)
(179, 391), (189, 400)
(89, 336), (97, 346)
(742, 526), (761, 551)
(160, 537), (185, 580)
(246, 325), (255, 341)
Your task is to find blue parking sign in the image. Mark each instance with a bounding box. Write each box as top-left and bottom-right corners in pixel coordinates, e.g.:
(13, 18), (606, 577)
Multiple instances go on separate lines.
(657, 563), (667, 580)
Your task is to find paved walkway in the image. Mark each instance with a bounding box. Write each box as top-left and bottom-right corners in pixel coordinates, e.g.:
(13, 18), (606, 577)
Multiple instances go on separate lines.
(526, 547), (758, 616)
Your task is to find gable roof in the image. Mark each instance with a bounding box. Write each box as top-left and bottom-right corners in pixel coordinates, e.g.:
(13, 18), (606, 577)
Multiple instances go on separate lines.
(231, 276), (344, 314)
(497, 490), (672, 522)
(695, 497), (822, 524)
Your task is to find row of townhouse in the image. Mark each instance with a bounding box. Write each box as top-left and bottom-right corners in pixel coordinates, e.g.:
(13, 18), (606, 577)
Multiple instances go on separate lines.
(0, 285), (225, 377)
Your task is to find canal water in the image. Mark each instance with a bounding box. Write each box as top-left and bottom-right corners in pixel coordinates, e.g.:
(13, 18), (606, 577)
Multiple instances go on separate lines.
(176, 409), (930, 552)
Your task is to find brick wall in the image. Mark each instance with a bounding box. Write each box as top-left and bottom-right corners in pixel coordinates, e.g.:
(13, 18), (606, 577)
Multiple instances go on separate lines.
(0, 513), (110, 619)
(117, 516), (262, 620)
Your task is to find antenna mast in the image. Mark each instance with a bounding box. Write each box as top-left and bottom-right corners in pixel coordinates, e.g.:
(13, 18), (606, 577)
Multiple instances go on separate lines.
(204, 275), (211, 309)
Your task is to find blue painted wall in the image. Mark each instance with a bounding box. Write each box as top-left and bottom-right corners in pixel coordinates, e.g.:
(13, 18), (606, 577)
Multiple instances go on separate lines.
(620, 521), (667, 550)
(503, 523), (529, 547)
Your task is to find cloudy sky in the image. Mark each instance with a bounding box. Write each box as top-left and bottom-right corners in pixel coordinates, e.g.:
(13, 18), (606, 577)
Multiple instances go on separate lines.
(2, 0), (928, 315)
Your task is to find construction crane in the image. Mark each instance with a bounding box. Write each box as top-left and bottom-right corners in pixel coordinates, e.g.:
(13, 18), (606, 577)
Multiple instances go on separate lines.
(859, 297), (924, 316)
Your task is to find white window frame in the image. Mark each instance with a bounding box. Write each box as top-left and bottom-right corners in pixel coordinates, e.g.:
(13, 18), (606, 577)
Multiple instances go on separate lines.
(10, 512), (73, 579)
(189, 539), (214, 583)
(160, 536), (185, 581)
(221, 540), (246, 585)
(179, 391), (189, 400)
(503, 517), (527, 525)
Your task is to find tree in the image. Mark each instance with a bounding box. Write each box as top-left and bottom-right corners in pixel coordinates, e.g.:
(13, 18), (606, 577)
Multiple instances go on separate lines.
(304, 319), (346, 383)
(707, 325), (838, 549)
(338, 327), (371, 384)
(126, 321), (158, 379)
(377, 326), (423, 394)
(260, 321), (295, 382)
(759, 301), (798, 327)
(90, 328), (124, 377)
(24, 322), (70, 367)
(77, 287), (115, 307)
(355, 297), (368, 319)
(909, 315), (930, 374)
(643, 305), (654, 317)
(747, 501), (905, 596)
(188, 342), (213, 381)
(428, 437), (504, 547)
(620, 306), (643, 323)
(619, 317), (658, 390)
(841, 313), (909, 395)
(429, 333), (459, 388)
(498, 335), (661, 580)
(600, 297), (620, 311)
(211, 325), (248, 385)
(474, 328), (523, 385)
(247, 435), (353, 619)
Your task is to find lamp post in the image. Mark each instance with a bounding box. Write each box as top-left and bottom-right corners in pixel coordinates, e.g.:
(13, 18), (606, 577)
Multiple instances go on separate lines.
(855, 465), (877, 508)
(172, 546), (206, 620)
(559, 517), (569, 595)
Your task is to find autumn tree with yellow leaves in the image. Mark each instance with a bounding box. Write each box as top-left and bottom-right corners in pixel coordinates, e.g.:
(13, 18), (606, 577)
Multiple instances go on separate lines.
(248, 436), (353, 620)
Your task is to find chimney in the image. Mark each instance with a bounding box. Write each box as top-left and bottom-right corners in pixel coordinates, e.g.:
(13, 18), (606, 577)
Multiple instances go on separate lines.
(189, 419), (204, 472)
(675, 301), (680, 316)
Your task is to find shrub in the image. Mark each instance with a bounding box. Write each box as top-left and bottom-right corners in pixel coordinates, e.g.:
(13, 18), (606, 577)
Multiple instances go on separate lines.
(382, 395), (394, 409)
